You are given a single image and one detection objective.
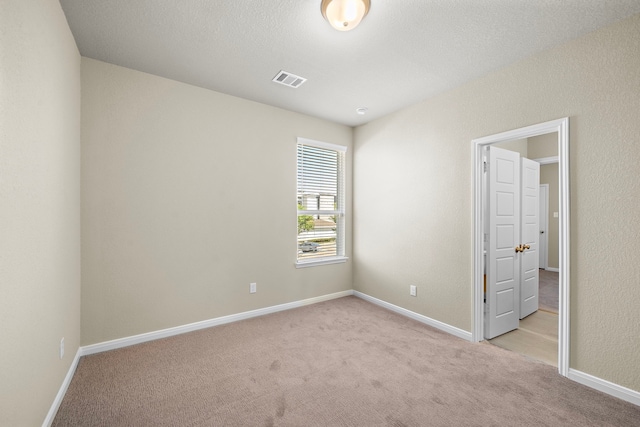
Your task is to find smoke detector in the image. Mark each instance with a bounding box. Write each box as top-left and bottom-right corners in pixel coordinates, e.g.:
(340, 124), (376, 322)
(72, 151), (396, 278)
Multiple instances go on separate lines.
(272, 70), (307, 89)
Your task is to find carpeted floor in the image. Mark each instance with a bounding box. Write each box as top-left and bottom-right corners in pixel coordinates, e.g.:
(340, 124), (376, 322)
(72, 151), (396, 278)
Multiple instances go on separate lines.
(539, 269), (559, 313)
(53, 296), (640, 426)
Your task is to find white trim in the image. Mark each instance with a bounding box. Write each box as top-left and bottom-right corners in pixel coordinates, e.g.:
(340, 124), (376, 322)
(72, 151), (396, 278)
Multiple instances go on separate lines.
(47, 291), (353, 422)
(533, 156), (559, 165)
(80, 290), (353, 356)
(544, 267), (560, 273)
(353, 291), (473, 341)
(568, 369), (640, 407)
(42, 348), (82, 427)
(295, 256), (348, 268)
(297, 137), (347, 152)
(471, 117), (570, 378)
(45, 289), (640, 422)
(557, 117), (571, 377)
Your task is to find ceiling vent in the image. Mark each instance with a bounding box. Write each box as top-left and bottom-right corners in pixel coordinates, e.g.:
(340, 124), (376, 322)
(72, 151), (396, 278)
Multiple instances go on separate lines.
(272, 70), (307, 89)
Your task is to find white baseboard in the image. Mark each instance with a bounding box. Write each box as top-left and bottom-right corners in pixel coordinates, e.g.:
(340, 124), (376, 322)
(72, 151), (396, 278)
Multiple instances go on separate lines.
(42, 348), (82, 427)
(45, 290), (352, 424)
(45, 289), (639, 425)
(81, 290), (354, 356)
(354, 291), (640, 407)
(353, 291), (473, 341)
(568, 369), (640, 407)
(544, 267), (560, 272)
(44, 290), (352, 423)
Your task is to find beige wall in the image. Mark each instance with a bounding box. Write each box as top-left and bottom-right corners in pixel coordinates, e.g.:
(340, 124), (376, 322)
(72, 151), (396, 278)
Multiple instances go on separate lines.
(0, 0), (81, 425)
(81, 58), (353, 345)
(353, 13), (640, 392)
(528, 132), (558, 159)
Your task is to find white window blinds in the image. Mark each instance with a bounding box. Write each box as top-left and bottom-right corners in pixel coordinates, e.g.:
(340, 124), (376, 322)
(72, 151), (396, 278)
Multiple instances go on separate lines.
(296, 138), (346, 263)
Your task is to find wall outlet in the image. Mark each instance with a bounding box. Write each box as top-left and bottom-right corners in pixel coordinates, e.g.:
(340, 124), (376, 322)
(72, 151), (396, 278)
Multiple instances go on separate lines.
(60, 337), (64, 359)
(410, 285), (417, 297)
(250, 282), (257, 294)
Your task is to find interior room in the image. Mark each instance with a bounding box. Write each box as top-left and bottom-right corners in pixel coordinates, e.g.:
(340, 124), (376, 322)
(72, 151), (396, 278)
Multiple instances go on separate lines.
(2, 1), (640, 425)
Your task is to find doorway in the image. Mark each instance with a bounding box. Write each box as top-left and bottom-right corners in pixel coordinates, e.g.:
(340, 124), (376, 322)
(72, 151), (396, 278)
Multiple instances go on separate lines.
(489, 152), (559, 366)
(482, 144), (541, 339)
(485, 141), (557, 365)
(471, 118), (570, 377)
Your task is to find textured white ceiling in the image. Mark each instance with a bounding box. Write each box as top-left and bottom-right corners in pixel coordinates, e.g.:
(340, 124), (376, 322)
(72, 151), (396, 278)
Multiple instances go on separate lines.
(59, 0), (640, 126)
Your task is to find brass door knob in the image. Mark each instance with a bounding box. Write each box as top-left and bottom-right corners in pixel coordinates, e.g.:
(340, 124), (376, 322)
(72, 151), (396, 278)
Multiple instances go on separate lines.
(515, 245), (524, 253)
(523, 244), (530, 250)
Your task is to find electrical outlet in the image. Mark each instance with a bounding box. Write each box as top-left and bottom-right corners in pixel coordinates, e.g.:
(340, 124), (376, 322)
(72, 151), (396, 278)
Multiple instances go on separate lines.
(60, 338), (64, 359)
(250, 282), (257, 294)
(410, 285), (417, 297)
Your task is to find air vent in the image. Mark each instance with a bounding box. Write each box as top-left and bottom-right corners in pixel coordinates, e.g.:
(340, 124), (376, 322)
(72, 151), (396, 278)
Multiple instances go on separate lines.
(272, 70), (307, 88)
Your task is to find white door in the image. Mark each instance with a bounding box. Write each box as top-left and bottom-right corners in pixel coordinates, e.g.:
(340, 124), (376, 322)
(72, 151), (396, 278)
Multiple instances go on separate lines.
(486, 147), (521, 339)
(539, 184), (549, 269)
(520, 158), (540, 319)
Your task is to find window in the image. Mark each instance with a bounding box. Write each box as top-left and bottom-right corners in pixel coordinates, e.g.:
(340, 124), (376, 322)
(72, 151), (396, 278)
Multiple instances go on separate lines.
(296, 138), (347, 267)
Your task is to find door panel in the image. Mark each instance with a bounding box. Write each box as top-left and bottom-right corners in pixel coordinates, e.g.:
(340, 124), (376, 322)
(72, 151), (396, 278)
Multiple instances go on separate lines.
(486, 147), (521, 339)
(520, 157), (540, 318)
(496, 288), (515, 316)
(496, 225), (514, 249)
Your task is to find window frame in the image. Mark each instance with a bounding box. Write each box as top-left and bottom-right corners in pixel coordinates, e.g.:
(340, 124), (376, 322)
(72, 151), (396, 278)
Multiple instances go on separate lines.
(295, 137), (348, 268)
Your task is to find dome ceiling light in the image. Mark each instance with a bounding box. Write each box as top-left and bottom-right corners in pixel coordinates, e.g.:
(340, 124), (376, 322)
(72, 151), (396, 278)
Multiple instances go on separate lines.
(321, 0), (371, 32)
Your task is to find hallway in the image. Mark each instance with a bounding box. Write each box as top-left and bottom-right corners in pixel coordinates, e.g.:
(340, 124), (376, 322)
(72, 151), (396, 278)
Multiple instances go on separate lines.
(489, 310), (558, 366)
(489, 269), (559, 366)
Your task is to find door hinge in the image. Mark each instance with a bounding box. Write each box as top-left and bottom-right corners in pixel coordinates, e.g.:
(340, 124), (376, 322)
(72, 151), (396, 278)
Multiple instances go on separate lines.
(483, 161), (488, 173)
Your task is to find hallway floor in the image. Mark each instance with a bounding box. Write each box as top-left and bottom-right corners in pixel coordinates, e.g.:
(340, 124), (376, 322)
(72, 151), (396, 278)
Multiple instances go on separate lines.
(489, 310), (558, 367)
(539, 269), (559, 313)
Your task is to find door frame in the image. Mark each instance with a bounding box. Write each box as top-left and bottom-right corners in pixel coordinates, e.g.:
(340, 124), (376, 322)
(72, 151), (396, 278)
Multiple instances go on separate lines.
(539, 183), (549, 270)
(472, 117), (570, 377)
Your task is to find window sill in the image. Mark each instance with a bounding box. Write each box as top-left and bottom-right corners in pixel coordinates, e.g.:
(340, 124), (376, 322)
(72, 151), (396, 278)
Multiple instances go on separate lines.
(295, 256), (349, 269)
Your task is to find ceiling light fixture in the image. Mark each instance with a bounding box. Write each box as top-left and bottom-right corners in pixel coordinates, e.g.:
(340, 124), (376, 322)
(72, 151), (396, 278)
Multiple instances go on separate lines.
(321, 0), (370, 32)
(356, 107), (368, 115)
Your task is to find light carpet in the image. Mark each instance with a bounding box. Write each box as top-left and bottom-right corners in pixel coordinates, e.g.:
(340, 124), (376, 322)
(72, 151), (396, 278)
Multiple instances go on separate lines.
(53, 296), (640, 426)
